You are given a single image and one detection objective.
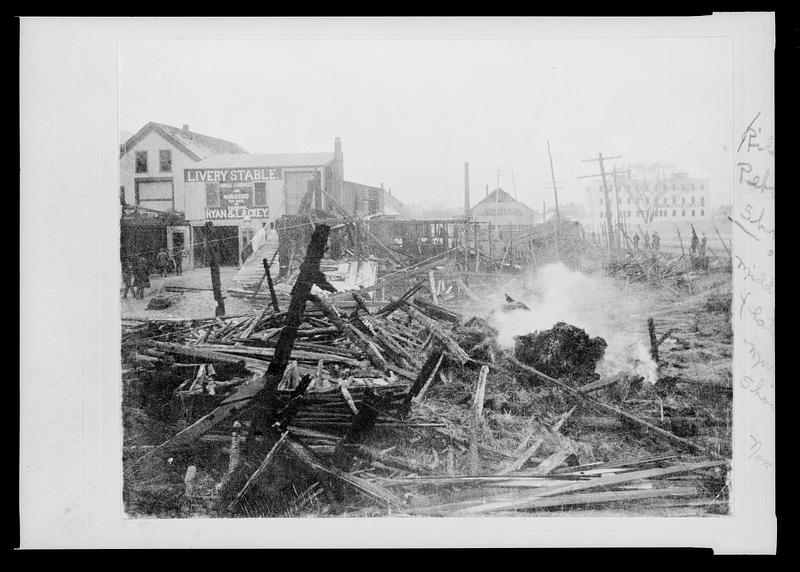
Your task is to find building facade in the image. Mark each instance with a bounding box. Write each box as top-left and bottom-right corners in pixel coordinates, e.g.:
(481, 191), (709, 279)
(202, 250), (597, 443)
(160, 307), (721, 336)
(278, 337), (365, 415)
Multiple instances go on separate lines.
(471, 187), (537, 227)
(585, 173), (711, 232)
(119, 122), (249, 266)
(182, 149), (340, 268)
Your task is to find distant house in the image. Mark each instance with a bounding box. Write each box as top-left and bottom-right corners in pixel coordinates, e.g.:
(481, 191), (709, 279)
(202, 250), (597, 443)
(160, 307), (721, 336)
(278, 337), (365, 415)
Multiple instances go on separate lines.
(471, 187), (537, 227)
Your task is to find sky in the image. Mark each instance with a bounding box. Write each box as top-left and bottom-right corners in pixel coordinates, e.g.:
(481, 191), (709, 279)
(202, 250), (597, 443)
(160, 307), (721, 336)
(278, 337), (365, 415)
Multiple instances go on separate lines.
(119, 35), (733, 211)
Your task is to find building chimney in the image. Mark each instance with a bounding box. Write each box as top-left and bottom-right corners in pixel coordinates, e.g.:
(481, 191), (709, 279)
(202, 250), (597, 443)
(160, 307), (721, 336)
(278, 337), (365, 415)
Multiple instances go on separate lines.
(380, 182), (384, 190)
(464, 162), (471, 217)
(182, 124), (190, 133)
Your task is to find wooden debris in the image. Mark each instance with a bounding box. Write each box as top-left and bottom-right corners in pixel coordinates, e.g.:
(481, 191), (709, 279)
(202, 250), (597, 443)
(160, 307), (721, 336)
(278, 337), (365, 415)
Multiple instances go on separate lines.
(469, 365), (489, 475)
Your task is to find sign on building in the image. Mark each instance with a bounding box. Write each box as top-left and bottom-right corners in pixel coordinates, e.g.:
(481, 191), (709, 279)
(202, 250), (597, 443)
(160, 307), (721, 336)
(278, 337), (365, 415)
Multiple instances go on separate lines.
(204, 180), (270, 220)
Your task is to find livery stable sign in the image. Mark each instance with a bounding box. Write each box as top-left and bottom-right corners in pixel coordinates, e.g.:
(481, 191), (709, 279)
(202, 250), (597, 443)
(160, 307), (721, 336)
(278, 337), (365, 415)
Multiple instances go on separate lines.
(185, 167), (277, 220)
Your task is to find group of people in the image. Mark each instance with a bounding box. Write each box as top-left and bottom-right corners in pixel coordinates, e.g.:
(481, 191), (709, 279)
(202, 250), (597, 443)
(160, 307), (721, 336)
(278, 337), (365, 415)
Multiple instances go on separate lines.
(121, 256), (152, 299)
(632, 230), (661, 251)
(121, 247), (185, 299)
(155, 248), (183, 277)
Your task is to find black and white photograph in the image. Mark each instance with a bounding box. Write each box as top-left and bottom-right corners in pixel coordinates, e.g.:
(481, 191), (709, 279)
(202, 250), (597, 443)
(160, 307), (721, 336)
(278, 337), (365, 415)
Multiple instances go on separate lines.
(19, 15), (775, 550)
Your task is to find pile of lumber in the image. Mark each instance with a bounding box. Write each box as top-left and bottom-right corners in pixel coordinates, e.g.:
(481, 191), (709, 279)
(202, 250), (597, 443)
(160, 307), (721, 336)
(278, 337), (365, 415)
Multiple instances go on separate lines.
(122, 224), (729, 518)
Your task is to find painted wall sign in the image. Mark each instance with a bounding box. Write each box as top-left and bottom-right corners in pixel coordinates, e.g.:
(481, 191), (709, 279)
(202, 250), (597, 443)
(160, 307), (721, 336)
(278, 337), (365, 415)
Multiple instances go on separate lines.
(205, 181), (269, 219)
(185, 167), (281, 183)
(205, 206), (270, 220)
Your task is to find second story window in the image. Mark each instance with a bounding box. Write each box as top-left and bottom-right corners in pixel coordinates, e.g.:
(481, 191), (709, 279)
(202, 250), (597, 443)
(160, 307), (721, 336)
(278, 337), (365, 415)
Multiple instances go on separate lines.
(159, 150), (172, 172)
(135, 151), (148, 173)
(254, 182), (267, 206)
(206, 183), (220, 207)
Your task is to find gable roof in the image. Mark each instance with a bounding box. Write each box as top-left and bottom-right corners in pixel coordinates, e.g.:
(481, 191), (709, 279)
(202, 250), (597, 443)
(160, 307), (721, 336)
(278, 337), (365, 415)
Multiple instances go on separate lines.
(120, 122), (248, 160)
(189, 152), (335, 170)
(472, 187), (533, 212)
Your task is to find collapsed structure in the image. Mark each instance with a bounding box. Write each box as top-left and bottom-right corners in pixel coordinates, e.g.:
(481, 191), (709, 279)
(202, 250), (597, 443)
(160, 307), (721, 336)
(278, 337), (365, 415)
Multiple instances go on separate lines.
(123, 214), (733, 517)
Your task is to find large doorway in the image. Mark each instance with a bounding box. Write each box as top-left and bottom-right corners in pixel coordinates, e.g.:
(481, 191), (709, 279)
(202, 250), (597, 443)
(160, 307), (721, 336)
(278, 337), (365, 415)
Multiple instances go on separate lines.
(192, 224), (240, 267)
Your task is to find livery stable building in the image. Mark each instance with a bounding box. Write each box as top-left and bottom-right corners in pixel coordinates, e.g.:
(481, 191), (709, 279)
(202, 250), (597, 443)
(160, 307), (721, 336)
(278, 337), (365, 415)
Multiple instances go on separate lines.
(181, 145), (343, 269)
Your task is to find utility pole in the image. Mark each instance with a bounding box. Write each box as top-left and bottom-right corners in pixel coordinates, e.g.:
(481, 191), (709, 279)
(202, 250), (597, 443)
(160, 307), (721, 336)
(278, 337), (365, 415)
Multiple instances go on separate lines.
(464, 162), (471, 218)
(510, 169), (518, 201)
(579, 152), (623, 249)
(611, 165), (632, 247)
(546, 141), (562, 262)
(203, 221), (226, 317)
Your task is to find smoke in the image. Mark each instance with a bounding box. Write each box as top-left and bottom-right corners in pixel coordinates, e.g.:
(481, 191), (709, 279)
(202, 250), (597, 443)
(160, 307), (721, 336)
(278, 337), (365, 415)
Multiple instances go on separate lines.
(487, 262), (659, 384)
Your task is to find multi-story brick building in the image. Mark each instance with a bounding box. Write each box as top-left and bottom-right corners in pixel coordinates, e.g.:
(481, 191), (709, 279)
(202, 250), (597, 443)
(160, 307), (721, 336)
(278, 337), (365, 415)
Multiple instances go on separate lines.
(585, 173), (711, 233)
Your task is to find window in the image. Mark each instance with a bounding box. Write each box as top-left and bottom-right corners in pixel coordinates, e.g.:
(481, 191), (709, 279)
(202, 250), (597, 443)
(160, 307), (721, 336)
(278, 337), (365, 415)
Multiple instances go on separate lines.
(701, 209), (705, 217)
(627, 197), (631, 205)
(692, 210), (695, 217)
(700, 183), (705, 190)
(206, 183), (220, 207)
(135, 151), (148, 173)
(701, 196), (705, 206)
(682, 209), (686, 216)
(664, 198), (668, 205)
(159, 150), (172, 172)
(254, 182), (267, 206)
(691, 184), (696, 191)
(672, 210), (676, 217)
(682, 197), (685, 204)
(691, 196), (696, 204)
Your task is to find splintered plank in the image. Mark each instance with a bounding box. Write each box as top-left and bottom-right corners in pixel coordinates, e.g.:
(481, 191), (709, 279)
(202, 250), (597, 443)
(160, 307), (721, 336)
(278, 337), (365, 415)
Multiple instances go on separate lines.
(283, 436), (403, 509)
(411, 460), (726, 516)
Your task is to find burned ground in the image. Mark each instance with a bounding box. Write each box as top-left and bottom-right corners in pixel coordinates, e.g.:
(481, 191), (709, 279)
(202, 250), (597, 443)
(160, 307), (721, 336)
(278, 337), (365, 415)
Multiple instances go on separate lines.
(121, 233), (732, 518)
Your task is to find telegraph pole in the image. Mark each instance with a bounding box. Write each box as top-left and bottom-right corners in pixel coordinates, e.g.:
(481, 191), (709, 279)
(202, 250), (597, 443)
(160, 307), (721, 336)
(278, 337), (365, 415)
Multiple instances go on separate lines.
(611, 165), (632, 247)
(579, 152), (622, 249)
(464, 162), (471, 218)
(546, 141), (562, 262)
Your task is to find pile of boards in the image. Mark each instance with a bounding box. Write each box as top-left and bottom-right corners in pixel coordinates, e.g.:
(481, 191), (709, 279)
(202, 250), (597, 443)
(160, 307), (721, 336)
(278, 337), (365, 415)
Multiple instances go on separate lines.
(122, 225), (729, 518)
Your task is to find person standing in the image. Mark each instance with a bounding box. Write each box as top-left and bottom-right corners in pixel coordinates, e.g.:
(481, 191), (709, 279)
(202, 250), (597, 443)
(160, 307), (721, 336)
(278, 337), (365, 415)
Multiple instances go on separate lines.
(134, 256), (151, 299)
(633, 234), (640, 249)
(156, 248), (170, 277)
(652, 231), (661, 251)
(173, 248), (183, 276)
(121, 259), (134, 299)
(643, 231), (651, 249)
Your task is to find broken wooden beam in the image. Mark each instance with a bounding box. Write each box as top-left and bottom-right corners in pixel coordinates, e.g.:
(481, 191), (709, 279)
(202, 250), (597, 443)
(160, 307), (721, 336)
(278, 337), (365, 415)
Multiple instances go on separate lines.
(469, 365), (489, 475)
(400, 301), (471, 365)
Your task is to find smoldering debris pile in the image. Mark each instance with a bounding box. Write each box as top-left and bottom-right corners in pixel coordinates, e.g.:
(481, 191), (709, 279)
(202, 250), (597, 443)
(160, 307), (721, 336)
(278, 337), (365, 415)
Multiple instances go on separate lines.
(122, 226), (731, 519)
(514, 322), (607, 386)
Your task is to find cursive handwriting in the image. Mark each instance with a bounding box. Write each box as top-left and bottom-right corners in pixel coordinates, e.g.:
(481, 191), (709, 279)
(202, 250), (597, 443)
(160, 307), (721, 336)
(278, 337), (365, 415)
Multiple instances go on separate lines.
(748, 434), (774, 469)
(743, 337), (773, 372)
(734, 255), (775, 295)
(739, 291), (775, 333)
(741, 375), (775, 410)
(736, 162), (775, 197)
(739, 204), (775, 241)
(737, 112), (774, 154)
